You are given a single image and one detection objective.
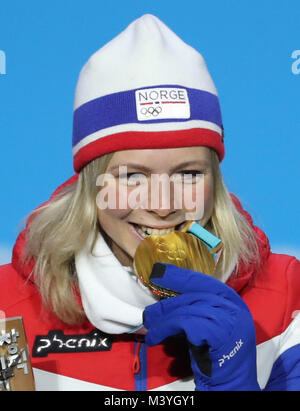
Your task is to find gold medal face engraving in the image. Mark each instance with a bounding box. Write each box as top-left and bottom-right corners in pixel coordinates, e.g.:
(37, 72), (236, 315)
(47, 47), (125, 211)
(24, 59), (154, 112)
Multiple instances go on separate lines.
(133, 231), (216, 298)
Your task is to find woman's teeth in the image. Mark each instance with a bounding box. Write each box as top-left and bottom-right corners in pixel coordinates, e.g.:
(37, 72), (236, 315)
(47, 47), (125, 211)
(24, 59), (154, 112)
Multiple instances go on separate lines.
(136, 225), (176, 238)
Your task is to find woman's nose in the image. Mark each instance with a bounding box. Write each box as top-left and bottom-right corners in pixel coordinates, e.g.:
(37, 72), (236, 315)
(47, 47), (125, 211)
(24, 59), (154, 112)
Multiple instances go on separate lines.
(149, 208), (176, 218)
(147, 179), (176, 217)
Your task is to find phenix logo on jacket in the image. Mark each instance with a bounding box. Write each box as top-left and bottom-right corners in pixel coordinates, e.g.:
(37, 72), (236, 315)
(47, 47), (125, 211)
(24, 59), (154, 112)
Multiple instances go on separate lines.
(0, 175), (300, 391)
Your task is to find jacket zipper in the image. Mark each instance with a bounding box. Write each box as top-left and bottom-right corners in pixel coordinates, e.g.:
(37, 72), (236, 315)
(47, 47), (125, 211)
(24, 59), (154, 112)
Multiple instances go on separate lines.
(132, 339), (147, 391)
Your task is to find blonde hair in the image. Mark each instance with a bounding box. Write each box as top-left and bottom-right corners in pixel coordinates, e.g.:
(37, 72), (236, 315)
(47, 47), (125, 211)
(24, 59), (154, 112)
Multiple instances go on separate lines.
(23, 149), (260, 325)
(209, 151), (260, 279)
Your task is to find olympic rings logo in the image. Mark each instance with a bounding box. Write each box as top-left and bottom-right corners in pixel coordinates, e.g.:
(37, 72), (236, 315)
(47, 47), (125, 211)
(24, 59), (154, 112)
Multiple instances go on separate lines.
(140, 105), (162, 117)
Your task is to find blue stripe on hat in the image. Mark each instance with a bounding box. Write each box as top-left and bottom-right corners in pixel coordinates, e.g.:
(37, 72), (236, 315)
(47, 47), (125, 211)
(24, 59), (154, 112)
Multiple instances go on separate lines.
(72, 85), (223, 148)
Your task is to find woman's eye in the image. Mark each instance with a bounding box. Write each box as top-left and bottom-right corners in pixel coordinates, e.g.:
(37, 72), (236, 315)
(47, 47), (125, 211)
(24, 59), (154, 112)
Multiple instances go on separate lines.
(182, 170), (203, 176)
(173, 170), (204, 183)
(118, 173), (146, 186)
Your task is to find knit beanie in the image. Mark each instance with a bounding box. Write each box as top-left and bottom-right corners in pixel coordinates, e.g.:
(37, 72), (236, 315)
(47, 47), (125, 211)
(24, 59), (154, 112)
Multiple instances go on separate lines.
(72, 14), (224, 172)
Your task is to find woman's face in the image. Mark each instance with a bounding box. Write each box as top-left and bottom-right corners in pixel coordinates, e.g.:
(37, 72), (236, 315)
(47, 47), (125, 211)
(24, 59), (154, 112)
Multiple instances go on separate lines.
(97, 146), (214, 266)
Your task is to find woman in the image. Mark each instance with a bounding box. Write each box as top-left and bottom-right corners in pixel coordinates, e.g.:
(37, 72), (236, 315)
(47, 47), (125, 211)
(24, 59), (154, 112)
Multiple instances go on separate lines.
(1, 14), (299, 391)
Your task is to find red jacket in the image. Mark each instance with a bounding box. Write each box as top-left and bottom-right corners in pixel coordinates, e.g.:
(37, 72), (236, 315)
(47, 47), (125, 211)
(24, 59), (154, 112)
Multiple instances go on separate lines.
(1, 177), (300, 390)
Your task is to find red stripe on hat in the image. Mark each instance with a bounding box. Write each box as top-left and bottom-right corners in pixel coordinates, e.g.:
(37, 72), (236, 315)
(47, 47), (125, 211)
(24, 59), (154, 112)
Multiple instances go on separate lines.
(73, 128), (224, 172)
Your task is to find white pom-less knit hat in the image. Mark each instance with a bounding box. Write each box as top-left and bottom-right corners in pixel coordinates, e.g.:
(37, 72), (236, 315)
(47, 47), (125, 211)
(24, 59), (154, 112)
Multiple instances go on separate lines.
(72, 14), (224, 172)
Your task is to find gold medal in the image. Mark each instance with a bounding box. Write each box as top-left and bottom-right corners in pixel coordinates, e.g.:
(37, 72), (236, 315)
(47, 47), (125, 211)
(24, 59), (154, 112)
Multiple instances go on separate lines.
(133, 226), (220, 298)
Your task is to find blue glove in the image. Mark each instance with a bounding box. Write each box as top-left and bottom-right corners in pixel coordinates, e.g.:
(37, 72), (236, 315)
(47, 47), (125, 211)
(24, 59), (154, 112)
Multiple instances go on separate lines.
(143, 263), (260, 391)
